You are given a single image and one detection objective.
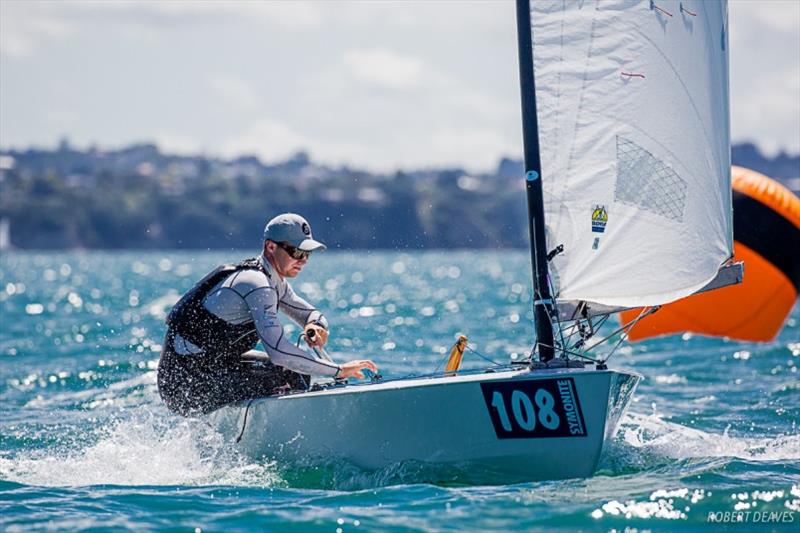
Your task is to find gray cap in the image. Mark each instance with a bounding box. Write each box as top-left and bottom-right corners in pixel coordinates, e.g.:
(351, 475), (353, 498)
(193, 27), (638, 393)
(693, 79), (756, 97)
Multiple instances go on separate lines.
(263, 213), (326, 251)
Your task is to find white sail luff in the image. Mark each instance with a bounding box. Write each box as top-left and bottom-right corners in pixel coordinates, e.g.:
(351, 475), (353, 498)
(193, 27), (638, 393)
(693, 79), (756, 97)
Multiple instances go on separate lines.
(531, 0), (732, 307)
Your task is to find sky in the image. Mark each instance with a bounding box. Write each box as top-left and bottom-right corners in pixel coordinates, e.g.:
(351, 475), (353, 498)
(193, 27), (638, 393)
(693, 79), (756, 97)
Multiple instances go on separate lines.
(1, 0), (798, 173)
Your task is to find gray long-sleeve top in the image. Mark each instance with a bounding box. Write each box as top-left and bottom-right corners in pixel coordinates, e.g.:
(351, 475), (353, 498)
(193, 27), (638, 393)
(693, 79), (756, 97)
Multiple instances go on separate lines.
(171, 255), (339, 377)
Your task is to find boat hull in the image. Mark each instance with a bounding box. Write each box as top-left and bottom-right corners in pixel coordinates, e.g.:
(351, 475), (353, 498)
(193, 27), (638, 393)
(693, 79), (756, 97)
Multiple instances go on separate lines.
(212, 367), (640, 483)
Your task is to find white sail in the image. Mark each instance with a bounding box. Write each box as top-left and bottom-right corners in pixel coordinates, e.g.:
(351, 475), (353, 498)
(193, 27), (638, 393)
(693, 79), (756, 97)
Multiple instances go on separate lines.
(529, 0), (732, 307)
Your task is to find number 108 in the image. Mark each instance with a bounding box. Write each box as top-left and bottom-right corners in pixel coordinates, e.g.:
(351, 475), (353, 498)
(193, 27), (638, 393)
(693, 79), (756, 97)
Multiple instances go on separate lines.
(490, 389), (560, 431)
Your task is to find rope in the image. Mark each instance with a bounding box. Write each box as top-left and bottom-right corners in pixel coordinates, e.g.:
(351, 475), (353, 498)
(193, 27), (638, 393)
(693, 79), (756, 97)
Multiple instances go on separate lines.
(600, 306), (659, 364)
(235, 399), (255, 443)
(547, 273), (568, 357)
(433, 342), (504, 373)
(432, 350), (449, 374)
(465, 345), (504, 367)
(586, 307), (654, 352)
(534, 341), (602, 364)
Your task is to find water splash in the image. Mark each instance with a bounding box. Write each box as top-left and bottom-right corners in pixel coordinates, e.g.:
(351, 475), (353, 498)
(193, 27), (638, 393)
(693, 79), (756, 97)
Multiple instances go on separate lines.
(0, 410), (282, 487)
(618, 412), (800, 462)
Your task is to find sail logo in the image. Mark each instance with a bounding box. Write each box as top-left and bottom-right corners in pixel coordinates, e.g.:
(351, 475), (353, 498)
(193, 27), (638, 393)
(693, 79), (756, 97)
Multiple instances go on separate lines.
(591, 205), (608, 233)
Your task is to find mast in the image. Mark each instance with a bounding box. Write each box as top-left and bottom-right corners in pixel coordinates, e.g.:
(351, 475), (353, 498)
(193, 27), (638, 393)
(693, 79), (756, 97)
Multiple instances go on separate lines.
(515, 0), (555, 362)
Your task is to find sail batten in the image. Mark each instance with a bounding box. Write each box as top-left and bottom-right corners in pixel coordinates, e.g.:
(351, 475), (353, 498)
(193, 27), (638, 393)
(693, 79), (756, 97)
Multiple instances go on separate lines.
(529, 0), (732, 308)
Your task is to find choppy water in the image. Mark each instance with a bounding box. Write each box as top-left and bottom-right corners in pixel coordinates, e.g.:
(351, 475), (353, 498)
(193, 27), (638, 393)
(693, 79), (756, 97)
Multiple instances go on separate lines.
(1, 251), (798, 531)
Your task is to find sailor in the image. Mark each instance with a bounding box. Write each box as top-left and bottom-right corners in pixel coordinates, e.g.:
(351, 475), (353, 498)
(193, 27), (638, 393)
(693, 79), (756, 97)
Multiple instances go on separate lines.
(157, 213), (378, 416)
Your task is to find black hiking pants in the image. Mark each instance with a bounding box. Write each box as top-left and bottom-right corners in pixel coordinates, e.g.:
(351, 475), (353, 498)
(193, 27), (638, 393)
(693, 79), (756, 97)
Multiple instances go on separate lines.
(157, 340), (308, 416)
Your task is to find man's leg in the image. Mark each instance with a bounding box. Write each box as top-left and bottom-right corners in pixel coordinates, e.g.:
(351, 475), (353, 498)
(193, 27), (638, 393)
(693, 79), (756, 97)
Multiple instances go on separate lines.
(159, 347), (310, 416)
(240, 350), (310, 392)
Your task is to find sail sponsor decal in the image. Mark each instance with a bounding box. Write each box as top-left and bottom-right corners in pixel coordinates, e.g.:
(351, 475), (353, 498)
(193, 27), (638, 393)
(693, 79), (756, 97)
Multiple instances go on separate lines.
(480, 377), (587, 439)
(591, 205), (608, 233)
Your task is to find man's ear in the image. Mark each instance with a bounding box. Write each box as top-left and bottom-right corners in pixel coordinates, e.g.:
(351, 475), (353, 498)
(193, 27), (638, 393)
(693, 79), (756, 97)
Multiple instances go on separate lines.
(264, 240), (274, 254)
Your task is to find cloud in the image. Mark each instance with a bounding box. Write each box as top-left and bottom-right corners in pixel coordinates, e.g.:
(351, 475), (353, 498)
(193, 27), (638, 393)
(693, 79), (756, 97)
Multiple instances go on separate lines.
(736, 0), (800, 33)
(0, 0), (323, 59)
(218, 117), (384, 169)
(732, 66), (800, 156)
(0, 3), (73, 59)
(154, 1), (322, 29)
(429, 127), (516, 170)
(219, 118), (312, 162)
(208, 75), (260, 111)
(729, 0), (800, 154)
(2, 0), (795, 171)
(44, 108), (79, 130)
(341, 49), (425, 90)
(69, 1), (323, 30)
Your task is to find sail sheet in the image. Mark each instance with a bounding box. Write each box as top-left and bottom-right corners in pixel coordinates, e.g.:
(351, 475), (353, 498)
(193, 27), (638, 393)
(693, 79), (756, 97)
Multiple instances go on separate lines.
(528, 0), (732, 307)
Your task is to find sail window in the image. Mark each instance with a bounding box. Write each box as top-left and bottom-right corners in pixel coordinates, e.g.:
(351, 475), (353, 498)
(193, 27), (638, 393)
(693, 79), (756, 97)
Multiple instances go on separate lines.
(614, 136), (688, 222)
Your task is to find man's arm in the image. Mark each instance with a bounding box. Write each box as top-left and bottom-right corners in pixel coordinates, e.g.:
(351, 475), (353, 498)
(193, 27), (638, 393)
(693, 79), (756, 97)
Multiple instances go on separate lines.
(279, 282), (329, 348)
(243, 284), (340, 377)
(279, 282), (329, 330)
(232, 270), (376, 380)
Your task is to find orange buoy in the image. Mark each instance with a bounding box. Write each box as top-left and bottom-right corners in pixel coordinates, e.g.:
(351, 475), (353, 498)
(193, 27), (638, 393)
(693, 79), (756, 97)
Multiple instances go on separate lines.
(621, 166), (799, 342)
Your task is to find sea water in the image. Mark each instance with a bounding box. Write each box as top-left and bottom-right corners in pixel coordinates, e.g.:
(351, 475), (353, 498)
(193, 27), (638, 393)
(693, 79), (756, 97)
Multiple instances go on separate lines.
(1, 251), (798, 531)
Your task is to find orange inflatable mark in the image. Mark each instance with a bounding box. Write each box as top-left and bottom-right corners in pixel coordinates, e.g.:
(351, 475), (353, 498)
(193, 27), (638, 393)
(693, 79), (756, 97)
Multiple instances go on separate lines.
(622, 166), (799, 342)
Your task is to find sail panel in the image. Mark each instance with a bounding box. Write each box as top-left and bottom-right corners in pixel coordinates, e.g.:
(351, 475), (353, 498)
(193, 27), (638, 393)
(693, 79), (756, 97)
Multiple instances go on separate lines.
(530, 0), (732, 307)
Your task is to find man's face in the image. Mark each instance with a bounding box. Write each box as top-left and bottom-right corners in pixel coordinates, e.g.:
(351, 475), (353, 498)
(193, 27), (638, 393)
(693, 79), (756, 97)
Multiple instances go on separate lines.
(266, 241), (308, 278)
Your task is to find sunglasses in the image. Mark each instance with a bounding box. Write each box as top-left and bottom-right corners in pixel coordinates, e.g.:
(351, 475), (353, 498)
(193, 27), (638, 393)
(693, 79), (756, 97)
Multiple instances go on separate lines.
(275, 241), (311, 260)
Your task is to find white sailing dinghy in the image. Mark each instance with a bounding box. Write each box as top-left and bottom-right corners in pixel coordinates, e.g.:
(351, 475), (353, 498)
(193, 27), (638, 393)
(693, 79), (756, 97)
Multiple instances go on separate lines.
(212, 0), (741, 483)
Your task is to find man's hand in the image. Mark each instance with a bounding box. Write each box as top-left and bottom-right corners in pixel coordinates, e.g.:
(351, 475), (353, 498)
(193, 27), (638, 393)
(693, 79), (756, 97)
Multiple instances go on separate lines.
(304, 323), (328, 348)
(337, 359), (378, 380)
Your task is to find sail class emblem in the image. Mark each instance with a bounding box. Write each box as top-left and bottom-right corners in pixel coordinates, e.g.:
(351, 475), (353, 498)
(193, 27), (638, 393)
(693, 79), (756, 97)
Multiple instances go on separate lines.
(591, 205), (608, 233)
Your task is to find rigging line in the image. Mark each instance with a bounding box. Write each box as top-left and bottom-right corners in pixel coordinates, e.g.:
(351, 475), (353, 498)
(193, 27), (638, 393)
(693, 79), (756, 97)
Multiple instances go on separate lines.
(546, 310), (620, 360)
(563, 324), (581, 347)
(600, 306), (659, 364)
(433, 342), (505, 373)
(587, 307), (658, 351)
(314, 362), (524, 389)
(465, 345), (504, 367)
(359, 364), (522, 387)
(567, 323), (591, 351)
(432, 349), (450, 374)
(589, 314), (611, 339)
(601, 329), (631, 365)
(565, 313), (609, 352)
(530, 341), (602, 364)
(555, 316), (568, 354)
(547, 275), (568, 353)
(432, 344), (461, 374)
(525, 321), (539, 359)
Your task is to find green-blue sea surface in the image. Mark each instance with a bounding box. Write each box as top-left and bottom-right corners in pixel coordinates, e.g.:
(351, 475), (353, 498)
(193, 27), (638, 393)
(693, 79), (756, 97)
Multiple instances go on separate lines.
(1, 251), (798, 531)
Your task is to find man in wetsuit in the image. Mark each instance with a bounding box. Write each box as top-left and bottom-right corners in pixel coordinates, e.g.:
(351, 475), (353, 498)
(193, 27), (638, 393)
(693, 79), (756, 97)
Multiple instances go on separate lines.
(158, 213), (378, 415)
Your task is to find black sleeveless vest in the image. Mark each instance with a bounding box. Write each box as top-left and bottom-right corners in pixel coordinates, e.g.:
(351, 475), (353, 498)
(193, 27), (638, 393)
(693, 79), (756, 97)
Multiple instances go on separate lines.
(166, 257), (263, 361)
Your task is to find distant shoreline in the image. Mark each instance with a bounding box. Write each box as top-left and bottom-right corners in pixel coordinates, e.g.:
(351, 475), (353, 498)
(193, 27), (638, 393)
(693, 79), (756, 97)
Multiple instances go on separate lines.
(1, 141), (797, 251)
